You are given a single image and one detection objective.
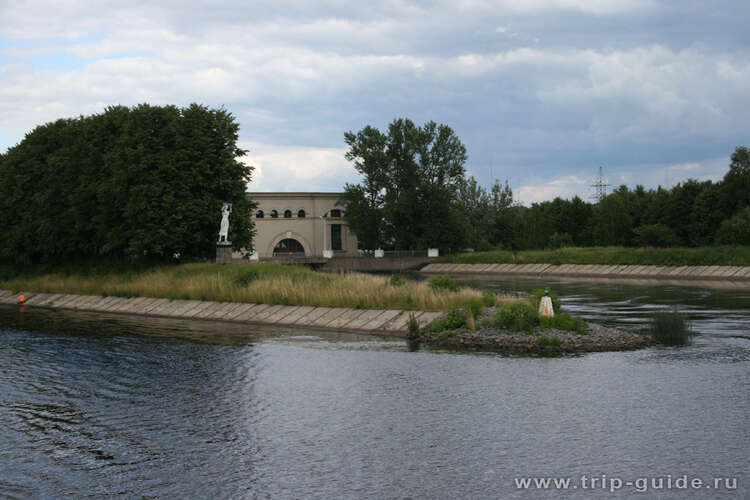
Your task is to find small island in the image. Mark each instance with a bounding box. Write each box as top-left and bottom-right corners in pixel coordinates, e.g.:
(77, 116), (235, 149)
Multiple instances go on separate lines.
(418, 316), (652, 354)
(411, 280), (653, 354)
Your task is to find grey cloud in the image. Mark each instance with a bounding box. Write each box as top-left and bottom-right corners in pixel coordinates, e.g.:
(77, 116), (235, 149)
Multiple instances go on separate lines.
(0, 0), (748, 197)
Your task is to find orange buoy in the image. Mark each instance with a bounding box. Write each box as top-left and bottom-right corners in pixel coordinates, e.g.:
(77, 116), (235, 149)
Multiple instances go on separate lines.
(18, 295), (25, 303)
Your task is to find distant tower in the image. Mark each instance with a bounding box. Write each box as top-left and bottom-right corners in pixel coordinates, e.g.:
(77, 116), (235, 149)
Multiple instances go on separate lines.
(590, 166), (609, 203)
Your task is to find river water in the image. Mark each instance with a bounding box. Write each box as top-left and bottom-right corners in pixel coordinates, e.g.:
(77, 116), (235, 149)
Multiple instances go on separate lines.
(1, 278), (749, 499)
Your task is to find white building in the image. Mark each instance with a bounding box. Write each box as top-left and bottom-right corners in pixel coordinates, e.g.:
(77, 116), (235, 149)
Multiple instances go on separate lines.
(248, 192), (359, 257)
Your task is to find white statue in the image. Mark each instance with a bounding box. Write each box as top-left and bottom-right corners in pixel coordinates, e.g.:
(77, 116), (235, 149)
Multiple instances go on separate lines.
(218, 202), (232, 243)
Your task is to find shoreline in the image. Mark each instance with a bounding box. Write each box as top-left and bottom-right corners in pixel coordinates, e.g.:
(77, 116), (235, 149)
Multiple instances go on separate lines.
(422, 263), (750, 282)
(1, 289), (653, 354)
(0, 290), (441, 335)
(418, 322), (652, 354)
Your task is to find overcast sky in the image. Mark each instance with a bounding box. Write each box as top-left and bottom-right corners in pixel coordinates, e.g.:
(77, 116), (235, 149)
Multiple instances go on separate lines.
(1, 1), (748, 204)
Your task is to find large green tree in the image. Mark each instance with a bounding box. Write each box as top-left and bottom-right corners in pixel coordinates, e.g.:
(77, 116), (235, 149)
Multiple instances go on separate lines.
(455, 177), (515, 250)
(341, 118), (467, 250)
(0, 103), (255, 264)
(721, 145), (750, 216)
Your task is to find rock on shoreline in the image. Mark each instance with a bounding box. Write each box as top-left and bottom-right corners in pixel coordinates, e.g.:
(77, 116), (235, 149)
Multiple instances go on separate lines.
(420, 322), (653, 354)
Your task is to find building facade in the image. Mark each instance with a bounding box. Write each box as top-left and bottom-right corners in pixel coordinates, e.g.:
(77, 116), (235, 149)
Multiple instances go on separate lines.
(248, 192), (358, 257)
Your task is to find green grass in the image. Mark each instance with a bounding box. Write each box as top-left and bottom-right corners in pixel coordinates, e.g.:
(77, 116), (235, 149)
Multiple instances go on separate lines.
(482, 290), (497, 307)
(539, 312), (588, 335)
(440, 246), (750, 267)
(650, 308), (693, 345)
(407, 312), (420, 340)
(536, 336), (562, 347)
(427, 275), (459, 292)
(0, 262), (498, 311)
(490, 301), (539, 332)
(488, 289), (588, 335)
(429, 307), (468, 332)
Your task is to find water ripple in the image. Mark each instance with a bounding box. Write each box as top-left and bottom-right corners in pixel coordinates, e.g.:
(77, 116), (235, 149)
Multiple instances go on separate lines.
(1, 282), (749, 498)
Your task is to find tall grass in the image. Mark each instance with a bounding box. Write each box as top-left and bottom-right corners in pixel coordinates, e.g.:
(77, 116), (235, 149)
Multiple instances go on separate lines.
(0, 262), (500, 311)
(650, 308), (693, 345)
(440, 246), (750, 267)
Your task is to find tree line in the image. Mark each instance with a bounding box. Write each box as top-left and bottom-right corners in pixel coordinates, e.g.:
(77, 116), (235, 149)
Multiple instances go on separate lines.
(342, 118), (750, 250)
(501, 146), (750, 250)
(0, 104), (255, 265)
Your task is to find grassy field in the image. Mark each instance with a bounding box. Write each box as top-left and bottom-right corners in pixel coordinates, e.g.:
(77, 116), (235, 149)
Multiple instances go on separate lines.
(440, 246), (750, 267)
(0, 262), (502, 311)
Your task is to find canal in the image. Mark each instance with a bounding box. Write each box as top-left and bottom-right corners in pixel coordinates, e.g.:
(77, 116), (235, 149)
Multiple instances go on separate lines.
(1, 278), (748, 498)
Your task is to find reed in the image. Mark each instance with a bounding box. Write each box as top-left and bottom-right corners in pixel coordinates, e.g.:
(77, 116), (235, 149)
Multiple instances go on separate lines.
(0, 262), (504, 311)
(649, 308), (693, 345)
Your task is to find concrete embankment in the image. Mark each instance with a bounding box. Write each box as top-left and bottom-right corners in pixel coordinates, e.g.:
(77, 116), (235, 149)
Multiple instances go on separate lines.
(0, 290), (442, 335)
(421, 263), (750, 281)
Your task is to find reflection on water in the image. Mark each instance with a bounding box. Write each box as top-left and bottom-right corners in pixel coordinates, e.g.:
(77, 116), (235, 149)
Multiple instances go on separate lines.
(1, 278), (749, 498)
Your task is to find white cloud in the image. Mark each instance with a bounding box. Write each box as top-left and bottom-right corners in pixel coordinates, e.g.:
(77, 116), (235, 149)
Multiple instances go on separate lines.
(1, 1), (747, 203)
(446, 0), (654, 15)
(518, 175), (589, 205)
(242, 142), (357, 192)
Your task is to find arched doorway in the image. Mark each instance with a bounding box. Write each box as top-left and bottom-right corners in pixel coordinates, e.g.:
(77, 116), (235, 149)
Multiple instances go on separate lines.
(272, 238), (305, 256)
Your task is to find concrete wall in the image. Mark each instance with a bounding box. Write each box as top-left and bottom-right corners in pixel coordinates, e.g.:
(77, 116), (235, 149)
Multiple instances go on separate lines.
(320, 257), (435, 272)
(247, 192), (358, 257)
(0, 289), (440, 334)
(420, 263), (750, 281)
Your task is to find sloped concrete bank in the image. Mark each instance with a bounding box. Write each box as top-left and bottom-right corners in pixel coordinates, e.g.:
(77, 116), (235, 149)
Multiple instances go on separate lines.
(0, 290), (442, 336)
(421, 263), (750, 281)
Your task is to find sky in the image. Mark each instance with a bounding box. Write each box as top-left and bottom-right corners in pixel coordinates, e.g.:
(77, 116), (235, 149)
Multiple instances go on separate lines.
(1, 0), (749, 204)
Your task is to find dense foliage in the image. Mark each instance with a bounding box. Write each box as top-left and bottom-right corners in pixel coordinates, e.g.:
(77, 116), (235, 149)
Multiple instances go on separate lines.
(342, 118), (748, 252)
(441, 246), (750, 266)
(0, 104), (255, 264)
(341, 118), (474, 249)
(500, 146), (750, 250)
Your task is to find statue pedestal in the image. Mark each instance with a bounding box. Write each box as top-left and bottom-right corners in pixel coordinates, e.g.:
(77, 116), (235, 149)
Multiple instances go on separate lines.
(216, 242), (233, 264)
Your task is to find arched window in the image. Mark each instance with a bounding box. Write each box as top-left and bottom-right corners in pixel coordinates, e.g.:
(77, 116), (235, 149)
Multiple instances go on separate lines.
(270, 209), (278, 218)
(256, 210), (264, 219)
(273, 238), (305, 256)
(330, 209), (342, 218)
(297, 209), (306, 218)
(284, 209), (292, 218)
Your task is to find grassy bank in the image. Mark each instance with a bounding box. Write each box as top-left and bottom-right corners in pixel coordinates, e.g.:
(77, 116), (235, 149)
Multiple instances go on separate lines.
(440, 246), (750, 267)
(0, 263), (500, 311)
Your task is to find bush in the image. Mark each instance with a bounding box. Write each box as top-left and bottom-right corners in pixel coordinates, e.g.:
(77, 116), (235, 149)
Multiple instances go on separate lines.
(464, 297), (483, 318)
(429, 307), (467, 332)
(650, 308), (693, 345)
(428, 275), (458, 292)
(530, 288), (561, 313)
(482, 290), (497, 307)
(233, 268), (260, 286)
(548, 232), (574, 249)
(715, 207), (750, 245)
(540, 312), (588, 335)
(492, 302), (539, 332)
(633, 224), (681, 247)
